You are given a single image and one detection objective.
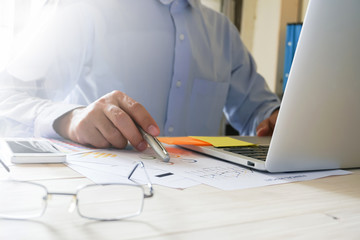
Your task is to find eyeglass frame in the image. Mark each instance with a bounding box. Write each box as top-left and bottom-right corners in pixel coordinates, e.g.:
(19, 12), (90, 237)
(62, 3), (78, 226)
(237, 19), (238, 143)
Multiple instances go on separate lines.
(0, 160), (154, 221)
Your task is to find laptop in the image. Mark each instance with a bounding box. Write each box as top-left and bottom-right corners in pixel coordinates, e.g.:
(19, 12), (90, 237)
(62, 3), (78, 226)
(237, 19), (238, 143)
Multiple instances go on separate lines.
(181, 0), (360, 172)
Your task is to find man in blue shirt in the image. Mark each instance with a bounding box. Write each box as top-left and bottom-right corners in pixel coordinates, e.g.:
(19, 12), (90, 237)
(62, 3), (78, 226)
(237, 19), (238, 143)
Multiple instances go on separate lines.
(0, 0), (280, 151)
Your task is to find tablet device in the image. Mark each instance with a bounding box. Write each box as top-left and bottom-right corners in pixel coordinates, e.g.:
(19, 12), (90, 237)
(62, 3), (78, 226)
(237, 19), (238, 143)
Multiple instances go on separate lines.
(0, 138), (66, 164)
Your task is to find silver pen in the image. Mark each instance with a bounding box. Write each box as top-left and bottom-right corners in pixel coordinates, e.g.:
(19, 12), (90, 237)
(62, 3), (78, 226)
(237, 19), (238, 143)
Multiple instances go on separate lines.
(137, 125), (170, 162)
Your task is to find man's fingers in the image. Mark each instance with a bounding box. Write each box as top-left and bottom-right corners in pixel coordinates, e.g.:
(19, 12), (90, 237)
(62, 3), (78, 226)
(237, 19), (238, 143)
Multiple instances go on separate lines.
(256, 110), (279, 136)
(78, 127), (111, 148)
(67, 107), (121, 149)
(104, 103), (148, 151)
(94, 114), (128, 149)
(256, 120), (270, 136)
(111, 91), (160, 136)
(269, 110), (279, 126)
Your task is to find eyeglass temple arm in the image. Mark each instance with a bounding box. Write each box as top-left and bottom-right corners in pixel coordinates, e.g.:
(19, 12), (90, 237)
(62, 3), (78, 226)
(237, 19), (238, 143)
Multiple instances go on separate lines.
(0, 158), (10, 172)
(128, 161), (154, 198)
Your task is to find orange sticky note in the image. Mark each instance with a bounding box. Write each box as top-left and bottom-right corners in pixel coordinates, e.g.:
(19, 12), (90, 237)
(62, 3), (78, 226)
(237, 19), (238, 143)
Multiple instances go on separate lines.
(157, 137), (212, 146)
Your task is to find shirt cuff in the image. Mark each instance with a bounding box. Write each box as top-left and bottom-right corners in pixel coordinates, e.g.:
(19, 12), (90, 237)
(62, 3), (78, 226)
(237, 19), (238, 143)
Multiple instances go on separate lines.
(34, 102), (84, 138)
(263, 104), (280, 120)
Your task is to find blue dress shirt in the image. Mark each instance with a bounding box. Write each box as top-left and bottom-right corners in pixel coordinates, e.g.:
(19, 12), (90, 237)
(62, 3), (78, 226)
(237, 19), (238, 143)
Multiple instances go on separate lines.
(0, 0), (280, 137)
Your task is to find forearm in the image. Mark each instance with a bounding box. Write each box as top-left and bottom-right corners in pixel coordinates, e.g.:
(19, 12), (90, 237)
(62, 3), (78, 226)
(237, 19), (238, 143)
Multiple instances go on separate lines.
(0, 89), (82, 138)
(225, 66), (280, 136)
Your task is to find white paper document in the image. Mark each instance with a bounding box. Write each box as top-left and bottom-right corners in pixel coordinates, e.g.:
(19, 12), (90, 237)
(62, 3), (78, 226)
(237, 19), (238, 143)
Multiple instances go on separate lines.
(61, 142), (350, 190)
(66, 147), (200, 189)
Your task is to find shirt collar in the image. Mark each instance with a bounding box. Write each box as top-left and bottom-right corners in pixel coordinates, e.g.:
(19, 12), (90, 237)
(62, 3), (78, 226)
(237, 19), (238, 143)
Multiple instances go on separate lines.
(187, 0), (201, 9)
(159, 0), (175, 4)
(158, 0), (201, 9)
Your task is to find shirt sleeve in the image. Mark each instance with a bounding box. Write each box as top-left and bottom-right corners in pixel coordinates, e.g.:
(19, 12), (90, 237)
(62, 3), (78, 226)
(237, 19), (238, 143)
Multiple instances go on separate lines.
(0, 71), (84, 138)
(0, 4), (94, 138)
(224, 24), (280, 136)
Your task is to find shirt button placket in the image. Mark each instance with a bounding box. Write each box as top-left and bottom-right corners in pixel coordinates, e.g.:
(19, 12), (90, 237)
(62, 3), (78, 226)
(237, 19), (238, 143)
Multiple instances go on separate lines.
(165, 0), (189, 136)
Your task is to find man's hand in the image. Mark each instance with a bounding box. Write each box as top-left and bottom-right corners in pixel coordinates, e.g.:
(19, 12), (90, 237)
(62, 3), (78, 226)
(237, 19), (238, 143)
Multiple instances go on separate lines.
(53, 90), (160, 151)
(256, 109), (279, 137)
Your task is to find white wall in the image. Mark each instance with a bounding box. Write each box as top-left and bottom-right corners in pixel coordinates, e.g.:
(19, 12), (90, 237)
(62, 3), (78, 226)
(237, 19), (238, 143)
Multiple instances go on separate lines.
(240, 0), (257, 52)
(201, 0), (221, 12)
(251, 0), (282, 94)
(241, 0), (308, 96)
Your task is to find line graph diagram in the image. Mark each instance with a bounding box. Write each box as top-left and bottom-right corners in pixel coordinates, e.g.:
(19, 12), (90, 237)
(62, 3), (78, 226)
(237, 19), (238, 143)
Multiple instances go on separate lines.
(185, 165), (253, 180)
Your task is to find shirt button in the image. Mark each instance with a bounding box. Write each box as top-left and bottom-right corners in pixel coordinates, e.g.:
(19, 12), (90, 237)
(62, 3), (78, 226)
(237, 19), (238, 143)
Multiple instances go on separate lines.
(176, 80), (182, 87)
(168, 126), (174, 133)
(179, 34), (185, 41)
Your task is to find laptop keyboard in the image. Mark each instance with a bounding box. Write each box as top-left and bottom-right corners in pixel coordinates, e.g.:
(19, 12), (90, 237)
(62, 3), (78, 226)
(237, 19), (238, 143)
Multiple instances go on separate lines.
(219, 145), (269, 161)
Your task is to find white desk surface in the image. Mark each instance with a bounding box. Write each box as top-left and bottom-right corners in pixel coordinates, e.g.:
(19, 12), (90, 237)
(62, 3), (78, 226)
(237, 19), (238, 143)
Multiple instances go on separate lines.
(1, 163), (359, 240)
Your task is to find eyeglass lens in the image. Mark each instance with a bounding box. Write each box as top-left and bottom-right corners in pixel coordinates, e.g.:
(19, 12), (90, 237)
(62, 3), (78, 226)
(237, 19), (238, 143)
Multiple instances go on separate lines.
(0, 181), (47, 219)
(0, 182), (145, 220)
(77, 184), (145, 220)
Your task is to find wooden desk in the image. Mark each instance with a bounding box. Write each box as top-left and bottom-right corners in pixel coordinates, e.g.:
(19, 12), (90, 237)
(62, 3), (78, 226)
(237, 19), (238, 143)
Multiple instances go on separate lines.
(1, 164), (359, 239)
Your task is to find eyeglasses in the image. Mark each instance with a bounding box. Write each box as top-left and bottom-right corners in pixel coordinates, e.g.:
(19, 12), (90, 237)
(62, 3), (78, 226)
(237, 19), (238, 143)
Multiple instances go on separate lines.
(0, 161), (154, 221)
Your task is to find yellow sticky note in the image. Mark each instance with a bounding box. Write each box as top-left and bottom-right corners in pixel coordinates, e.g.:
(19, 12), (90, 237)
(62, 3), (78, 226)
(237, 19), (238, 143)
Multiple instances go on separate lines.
(190, 136), (255, 147)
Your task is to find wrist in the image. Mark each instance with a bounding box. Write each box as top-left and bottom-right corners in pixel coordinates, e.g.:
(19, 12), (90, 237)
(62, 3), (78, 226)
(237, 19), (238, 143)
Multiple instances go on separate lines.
(53, 108), (83, 139)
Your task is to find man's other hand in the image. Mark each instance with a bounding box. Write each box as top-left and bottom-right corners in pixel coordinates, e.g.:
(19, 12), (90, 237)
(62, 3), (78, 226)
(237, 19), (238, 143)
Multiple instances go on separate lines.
(256, 109), (279, 137)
